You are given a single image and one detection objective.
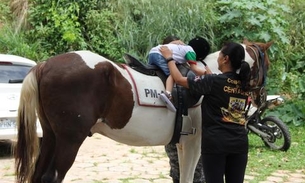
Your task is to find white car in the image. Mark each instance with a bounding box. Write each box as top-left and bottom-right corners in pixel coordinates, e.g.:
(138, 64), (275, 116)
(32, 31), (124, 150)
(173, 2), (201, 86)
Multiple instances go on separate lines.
(0, 54), (43, 140)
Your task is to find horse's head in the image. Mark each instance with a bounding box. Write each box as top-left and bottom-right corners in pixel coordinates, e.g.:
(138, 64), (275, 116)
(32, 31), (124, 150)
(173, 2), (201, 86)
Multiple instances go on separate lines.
(243, 39), (273, 106)
(243, 39), (273, 89)
(243, 39), (273, 66)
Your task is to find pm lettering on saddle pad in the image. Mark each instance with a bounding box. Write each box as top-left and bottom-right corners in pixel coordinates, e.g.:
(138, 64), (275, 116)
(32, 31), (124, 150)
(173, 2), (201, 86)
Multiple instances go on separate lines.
(144, 88), (159, 98)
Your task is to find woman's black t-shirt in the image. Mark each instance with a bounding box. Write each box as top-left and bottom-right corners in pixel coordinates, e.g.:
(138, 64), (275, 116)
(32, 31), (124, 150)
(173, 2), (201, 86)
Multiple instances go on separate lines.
(187, 72), (249, 154)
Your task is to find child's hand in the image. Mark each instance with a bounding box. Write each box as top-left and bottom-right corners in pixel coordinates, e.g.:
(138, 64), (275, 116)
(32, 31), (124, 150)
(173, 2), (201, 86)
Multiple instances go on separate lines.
(205, 66), (213, 74)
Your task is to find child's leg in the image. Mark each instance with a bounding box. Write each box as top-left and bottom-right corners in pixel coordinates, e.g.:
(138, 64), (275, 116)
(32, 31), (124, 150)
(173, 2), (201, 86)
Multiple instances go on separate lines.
(160, 75), (176, 112)
(166, 75), (174, 94)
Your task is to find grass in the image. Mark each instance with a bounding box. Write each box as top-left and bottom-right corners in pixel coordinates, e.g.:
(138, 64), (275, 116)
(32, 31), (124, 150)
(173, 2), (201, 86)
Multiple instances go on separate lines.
(246, 125), (305, 182)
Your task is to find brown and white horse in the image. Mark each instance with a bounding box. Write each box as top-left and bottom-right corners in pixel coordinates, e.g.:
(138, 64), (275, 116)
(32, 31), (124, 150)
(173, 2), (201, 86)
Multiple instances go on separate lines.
(14, 39), (272, 183)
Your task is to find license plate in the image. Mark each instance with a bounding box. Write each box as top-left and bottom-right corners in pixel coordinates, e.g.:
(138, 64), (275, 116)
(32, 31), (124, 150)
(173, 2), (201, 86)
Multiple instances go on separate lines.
(0, 118), (17, 129)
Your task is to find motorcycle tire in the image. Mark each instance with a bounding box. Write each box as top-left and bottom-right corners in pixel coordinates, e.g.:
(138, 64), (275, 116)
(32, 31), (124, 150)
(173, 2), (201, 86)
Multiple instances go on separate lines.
(259, 116), (291, 151)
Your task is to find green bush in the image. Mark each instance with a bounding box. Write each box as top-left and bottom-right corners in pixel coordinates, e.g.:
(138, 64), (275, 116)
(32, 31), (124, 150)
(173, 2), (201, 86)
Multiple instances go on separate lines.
(211, 0), (291, 90)
(114, 0), (216, 61)
(26, 1), (87, 55)
(267, 0), (305, 126)
(84, 9), (125, 61)
(0, 0), (304, 125)
(0, 0), (11, 23)
(0, 25), (48, 61)
(214, 0), (290, 44)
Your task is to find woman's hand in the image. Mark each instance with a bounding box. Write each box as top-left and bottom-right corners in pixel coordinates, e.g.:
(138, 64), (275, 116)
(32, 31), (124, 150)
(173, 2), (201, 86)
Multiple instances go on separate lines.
(159, 46), (173, 60)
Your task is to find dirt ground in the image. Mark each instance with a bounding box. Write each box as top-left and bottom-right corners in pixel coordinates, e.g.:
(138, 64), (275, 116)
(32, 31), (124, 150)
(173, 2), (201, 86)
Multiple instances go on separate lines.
(1, 135), (305, 183)
(0, 134), (172, 183)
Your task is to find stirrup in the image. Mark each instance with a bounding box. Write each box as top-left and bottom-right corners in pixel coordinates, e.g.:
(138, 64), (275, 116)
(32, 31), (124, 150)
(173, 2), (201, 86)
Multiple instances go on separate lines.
(160, 93), (176, 112)
(180, 115), (197, 135)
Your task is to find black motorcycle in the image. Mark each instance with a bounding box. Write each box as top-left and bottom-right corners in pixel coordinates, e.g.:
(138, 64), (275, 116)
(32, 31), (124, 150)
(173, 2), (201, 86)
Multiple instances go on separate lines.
(246, 95), (291, 151)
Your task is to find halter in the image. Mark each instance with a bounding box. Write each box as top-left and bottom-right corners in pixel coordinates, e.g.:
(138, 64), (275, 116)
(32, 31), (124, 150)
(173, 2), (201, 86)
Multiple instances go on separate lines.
(247, 44), (268, 107)
(247, 44), (267, 90)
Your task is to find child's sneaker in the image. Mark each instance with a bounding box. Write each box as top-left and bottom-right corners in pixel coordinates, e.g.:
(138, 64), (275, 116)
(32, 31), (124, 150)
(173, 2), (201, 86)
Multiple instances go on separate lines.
(160, 91), (176, 112)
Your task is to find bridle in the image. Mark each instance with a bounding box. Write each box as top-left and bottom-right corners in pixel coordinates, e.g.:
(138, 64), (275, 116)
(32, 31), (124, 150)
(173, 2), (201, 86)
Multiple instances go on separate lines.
(247, 44), (268, 89)
(246, 44), (268, 106)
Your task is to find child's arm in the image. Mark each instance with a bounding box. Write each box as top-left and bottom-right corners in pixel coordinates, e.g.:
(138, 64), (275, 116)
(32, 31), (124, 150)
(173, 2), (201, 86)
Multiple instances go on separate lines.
(202, 61), (212, 74)
(188, 61), (211, 75)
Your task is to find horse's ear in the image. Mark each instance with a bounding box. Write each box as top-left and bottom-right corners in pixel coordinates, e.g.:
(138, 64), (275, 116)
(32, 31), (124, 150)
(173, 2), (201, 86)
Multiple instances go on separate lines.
(264, 41), (274, 50)
(242, 38), (250, 45)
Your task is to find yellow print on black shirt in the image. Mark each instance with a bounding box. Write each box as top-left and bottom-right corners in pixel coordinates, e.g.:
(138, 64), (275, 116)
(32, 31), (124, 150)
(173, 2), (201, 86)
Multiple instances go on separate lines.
(224, 78), (249, 96)
(221, 97), (246, 125)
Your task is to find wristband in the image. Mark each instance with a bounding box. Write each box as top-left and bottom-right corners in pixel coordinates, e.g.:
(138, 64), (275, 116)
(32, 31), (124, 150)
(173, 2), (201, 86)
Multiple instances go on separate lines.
(166, 57), (174, 63)
(188, 60), (197, 65)
(201, 61), (207, 66)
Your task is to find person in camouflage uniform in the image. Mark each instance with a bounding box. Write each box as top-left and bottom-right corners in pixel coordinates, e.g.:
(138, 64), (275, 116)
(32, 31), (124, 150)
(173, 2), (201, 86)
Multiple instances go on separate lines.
(165, 143), (205, 183)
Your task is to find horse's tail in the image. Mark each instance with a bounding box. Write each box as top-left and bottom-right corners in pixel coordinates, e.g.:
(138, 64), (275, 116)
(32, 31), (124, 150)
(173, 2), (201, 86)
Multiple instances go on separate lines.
(14, 66), (41, 183)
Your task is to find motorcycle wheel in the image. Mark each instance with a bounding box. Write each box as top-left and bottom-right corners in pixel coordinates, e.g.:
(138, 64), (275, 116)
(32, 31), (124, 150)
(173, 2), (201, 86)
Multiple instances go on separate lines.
(260, 116), (291, 151)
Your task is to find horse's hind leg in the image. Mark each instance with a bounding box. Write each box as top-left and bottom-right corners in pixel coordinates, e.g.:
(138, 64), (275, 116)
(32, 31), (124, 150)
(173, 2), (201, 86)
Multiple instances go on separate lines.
(32, 113), (56, 183)
(41, 137), (86, 183)
(42, 118), (95, 183)
(32, 130), (56, 183)
(54, 136), (87, 182)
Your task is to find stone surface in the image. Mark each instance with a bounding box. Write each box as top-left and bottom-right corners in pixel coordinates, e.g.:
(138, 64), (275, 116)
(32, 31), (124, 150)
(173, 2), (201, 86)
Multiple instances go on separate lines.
(1, 136), (305, 183)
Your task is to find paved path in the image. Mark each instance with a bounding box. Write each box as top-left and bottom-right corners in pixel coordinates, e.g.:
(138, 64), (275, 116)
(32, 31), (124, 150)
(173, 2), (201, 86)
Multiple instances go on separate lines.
(1, 135), (304, 183)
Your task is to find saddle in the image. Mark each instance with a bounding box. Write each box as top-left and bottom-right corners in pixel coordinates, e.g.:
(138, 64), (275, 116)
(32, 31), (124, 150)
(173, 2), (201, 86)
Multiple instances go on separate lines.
(123, 53), (201, 108)
(123, 53), (202, 144)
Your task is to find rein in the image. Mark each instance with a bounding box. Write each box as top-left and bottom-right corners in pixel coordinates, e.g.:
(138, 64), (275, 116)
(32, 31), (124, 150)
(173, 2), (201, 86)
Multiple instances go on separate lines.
(247, 44), (267, 90)
(247, 44), (268, 107)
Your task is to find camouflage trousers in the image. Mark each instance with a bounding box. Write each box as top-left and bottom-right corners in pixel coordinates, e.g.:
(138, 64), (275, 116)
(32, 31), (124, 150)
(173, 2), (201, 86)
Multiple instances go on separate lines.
(165, 143), (205, 183)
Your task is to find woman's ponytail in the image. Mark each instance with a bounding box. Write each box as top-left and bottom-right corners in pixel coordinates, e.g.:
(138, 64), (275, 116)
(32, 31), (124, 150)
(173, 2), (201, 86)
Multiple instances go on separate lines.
(221, 42), (251, 91)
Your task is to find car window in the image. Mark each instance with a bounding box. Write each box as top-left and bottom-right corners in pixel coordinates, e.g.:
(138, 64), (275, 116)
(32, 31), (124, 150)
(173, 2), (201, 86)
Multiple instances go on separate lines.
(0, 65), (32, 83)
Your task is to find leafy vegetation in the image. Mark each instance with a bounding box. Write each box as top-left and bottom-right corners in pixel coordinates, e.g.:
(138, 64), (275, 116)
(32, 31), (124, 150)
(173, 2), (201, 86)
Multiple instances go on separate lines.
(0, 24), (48, 60)
(0, 0), (304, 126)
